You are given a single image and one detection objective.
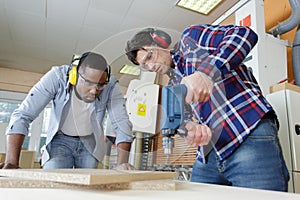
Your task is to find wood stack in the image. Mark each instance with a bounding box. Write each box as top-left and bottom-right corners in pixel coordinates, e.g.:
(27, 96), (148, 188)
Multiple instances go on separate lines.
(155, 134), (198, 165)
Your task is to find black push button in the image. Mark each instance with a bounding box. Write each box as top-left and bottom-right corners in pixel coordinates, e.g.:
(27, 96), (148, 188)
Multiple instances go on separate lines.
(295, 124), (300, 135)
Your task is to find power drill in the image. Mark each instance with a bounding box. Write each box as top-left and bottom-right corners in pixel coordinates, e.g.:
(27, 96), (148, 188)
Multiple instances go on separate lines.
(160, 84), (192, 164)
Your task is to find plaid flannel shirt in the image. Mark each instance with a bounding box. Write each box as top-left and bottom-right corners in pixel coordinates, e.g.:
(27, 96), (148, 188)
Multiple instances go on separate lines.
(170, 24), (275, 163)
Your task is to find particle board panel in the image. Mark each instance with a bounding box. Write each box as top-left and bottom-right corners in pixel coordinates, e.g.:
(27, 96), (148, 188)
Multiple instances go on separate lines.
(0, 169), (177, 185)
(0, 177), (177, 190)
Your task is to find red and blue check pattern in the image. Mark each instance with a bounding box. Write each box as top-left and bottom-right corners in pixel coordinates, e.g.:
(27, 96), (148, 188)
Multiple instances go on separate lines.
(170, 24), (274, 163)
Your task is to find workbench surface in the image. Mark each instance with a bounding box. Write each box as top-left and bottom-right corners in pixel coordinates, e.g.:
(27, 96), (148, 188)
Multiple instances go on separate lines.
(1, 181), (300, 200)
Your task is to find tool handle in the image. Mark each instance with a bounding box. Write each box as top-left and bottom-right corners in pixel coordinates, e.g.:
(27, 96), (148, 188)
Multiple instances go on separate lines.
(160, 84), (187, 135)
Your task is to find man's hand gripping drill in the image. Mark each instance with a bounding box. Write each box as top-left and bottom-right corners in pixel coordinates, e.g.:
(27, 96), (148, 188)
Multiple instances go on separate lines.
(160, 84), (212, 164)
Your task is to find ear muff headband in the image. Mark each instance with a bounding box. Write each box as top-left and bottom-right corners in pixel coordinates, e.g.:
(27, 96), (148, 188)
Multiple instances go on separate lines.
(150, 32), (169, 48)
(149, 29), (171, 48)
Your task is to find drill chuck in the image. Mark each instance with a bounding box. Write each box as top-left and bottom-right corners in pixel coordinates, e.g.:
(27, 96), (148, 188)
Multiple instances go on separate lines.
(162, 137), (174, 155)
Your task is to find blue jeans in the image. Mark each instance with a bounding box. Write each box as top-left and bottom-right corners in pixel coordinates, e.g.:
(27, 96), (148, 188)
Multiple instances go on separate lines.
(190, 118), (290, 191)
(43, 134), (98, 169)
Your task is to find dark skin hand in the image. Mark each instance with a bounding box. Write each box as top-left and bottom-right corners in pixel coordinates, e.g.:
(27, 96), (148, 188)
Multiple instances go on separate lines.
(116, 142), (134, 170)
(0, 134), (24, 169)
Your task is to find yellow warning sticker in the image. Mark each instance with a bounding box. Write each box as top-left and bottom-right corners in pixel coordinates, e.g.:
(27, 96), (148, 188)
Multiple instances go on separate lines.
(137, 103), (146, 116)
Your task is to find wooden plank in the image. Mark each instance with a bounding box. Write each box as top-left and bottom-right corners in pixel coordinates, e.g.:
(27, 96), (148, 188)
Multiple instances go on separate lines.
(0, 177), (177, 190)
(270, 82), (300, 93)
(0, 169), (177, 185)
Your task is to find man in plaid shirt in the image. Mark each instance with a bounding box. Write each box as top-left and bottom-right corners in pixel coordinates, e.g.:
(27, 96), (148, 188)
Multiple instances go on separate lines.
(125, 24), (289, 191)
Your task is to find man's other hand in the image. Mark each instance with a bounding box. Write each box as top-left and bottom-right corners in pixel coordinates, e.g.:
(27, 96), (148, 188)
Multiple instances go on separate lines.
(185, 122), (212, 147)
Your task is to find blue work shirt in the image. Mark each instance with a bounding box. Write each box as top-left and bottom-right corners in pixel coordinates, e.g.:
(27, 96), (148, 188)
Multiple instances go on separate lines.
(6, 65), (133, 165)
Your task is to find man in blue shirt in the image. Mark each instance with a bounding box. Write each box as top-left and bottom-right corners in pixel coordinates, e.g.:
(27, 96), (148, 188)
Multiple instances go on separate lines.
(125, 25), (289, 191)
(0, 52), (133, 169)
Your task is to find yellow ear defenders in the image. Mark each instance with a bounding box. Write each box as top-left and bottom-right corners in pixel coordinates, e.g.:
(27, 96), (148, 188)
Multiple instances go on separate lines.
(106, 65), (111, 82)
(68, 52), (111, 86)
(68, 56), (81, 85)
(68, 65), (77, 85)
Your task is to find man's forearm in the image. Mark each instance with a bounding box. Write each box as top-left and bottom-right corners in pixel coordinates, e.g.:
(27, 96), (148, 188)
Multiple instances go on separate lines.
(5, 134), (25, 167)
(117, 142), (131, 165)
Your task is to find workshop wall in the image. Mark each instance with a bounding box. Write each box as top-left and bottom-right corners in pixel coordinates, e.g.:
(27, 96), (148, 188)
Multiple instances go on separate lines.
(220, 0), (296, 82)
(0, 67), (42, 93)
(265, 0), (296, 83)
